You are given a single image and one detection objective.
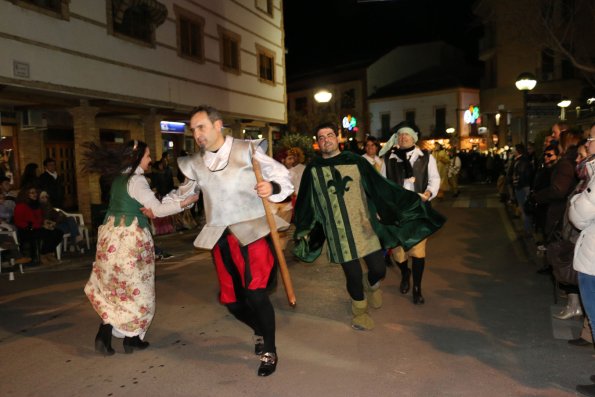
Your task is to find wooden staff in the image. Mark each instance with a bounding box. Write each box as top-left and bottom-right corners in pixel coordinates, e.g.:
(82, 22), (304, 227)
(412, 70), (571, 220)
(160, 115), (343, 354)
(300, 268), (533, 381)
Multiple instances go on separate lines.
(252, 150), (297, 307)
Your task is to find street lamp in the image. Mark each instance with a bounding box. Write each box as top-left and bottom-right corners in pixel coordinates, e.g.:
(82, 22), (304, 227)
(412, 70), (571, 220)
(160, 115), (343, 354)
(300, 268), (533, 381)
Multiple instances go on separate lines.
(515, 72), (537, 145)
(557, 97), (571, 120)
(314, 89), (332, 103)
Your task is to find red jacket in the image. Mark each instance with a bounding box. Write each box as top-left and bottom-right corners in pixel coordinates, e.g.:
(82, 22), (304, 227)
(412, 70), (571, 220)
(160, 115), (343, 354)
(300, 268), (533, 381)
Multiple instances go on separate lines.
(13, 202), (44, 230)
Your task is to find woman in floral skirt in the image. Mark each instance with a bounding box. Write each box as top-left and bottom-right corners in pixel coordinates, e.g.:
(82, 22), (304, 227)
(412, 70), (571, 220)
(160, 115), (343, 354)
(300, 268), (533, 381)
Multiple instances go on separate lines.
(82, 140), (198, 356)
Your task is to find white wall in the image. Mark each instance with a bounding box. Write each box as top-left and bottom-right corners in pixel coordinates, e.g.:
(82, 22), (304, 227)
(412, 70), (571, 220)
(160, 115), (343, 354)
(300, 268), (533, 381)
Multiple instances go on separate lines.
(0, 0), (286, 122)
(369, 90), (460, 138)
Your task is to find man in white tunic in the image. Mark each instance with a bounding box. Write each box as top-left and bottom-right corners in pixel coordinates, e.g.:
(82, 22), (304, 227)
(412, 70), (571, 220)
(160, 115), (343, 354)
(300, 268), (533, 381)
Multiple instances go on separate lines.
(178, 105), (293, 377)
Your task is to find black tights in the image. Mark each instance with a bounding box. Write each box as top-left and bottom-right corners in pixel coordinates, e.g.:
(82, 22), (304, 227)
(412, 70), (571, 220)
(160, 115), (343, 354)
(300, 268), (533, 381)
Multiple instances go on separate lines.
(225, 289), (276, 353)
(340, 250), (386, 301)
(397, 257), (425, 288)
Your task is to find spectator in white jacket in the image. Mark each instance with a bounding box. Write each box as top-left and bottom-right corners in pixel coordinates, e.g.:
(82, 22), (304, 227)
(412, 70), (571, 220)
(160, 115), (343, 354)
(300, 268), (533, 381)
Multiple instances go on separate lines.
(570, 123), (595, 397)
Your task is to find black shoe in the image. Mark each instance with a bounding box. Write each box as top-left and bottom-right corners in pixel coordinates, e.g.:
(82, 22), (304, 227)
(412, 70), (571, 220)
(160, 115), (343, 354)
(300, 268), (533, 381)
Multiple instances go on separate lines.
(94, 323), (115, 356)
(412, 286), (425, 305)
(569, 338), (592, 347)
(123, 336), (150, 354)
(400, 268), (411, 294)
(577, 383), (595, 397)
(254, 335), (264, 356)
(257, 352), (277, 377)
(536, 265), (552, 275)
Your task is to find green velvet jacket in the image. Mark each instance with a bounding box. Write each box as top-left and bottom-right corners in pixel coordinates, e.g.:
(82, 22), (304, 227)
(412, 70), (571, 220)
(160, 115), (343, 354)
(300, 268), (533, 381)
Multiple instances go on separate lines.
(293, 151), (446, 263)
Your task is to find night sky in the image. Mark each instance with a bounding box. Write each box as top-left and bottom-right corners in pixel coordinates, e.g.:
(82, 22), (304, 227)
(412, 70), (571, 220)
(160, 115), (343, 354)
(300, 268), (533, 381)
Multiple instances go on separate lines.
(283, 0), (481, 80)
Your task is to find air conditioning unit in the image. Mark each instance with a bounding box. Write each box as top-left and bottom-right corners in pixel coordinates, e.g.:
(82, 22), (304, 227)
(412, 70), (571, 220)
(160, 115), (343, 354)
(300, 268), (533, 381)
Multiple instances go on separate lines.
(21, 110), (48, 129)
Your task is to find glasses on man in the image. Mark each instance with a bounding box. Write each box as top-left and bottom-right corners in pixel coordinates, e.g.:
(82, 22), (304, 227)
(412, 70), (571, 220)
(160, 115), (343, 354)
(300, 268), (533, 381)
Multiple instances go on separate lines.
(544, 153), (555, 158)
(587, 137), (595, 142)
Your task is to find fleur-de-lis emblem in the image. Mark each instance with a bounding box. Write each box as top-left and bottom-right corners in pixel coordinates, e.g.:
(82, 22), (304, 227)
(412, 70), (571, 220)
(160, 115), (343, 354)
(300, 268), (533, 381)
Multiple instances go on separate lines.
(327, 167), (352, 197)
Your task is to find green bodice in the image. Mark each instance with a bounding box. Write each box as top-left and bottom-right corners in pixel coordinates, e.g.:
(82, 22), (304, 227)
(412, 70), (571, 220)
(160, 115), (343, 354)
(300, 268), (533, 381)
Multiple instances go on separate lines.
(104, 175), (149, 229)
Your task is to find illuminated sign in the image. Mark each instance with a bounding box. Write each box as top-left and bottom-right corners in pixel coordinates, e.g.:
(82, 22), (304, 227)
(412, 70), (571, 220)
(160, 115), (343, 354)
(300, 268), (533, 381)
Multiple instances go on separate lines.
(160, 121), (186, 133)
(463, 105), (481, 124)
(342, 115), (357, 131)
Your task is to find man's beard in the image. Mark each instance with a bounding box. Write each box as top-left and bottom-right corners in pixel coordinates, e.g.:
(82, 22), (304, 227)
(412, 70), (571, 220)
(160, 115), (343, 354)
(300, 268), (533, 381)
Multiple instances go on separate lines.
(197, 144), (206, 156)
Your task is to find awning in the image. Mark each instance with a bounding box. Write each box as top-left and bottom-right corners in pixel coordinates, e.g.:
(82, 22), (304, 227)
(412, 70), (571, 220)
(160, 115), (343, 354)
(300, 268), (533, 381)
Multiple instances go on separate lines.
(112, 0), (168, 26)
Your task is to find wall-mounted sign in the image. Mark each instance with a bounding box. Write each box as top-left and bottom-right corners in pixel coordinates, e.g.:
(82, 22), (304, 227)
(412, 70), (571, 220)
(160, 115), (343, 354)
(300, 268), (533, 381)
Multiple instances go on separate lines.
(342, 115), (357, 131)
(160, 121), (186, 133)
(463, 105), (481, 124)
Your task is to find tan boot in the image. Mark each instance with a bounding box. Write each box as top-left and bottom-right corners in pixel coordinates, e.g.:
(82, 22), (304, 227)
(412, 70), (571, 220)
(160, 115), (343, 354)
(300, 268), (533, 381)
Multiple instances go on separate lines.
(363, 273), (382, 309)
(351, 299), (374, 331)
(553, 293), (583, 320)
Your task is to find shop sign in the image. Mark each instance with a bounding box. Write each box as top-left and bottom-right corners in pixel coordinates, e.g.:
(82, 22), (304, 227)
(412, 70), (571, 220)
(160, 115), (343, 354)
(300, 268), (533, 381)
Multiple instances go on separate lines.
(160, 121), (186, 133)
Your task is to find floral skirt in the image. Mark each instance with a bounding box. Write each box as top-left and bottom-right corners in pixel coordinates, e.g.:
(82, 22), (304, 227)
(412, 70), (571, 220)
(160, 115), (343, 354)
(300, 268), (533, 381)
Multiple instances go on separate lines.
(84, 217), (155, 339)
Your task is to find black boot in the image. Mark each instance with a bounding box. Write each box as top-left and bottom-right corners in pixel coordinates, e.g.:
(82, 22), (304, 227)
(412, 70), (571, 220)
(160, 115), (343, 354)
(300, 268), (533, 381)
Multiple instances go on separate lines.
(396, 261), (410, 294)
(94, 323), (115, 356)
(123, 336), (150, 354)
(412, 257), (425, 305)
(413, 286), (425, 305)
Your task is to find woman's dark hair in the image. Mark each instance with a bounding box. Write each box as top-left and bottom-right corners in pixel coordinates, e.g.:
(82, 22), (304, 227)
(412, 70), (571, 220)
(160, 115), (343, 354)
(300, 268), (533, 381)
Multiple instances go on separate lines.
(365, 136), (380, 152)
(16, 185), (38, 204)
(82, 140), (148, 179)
(20, 163), (39, 189)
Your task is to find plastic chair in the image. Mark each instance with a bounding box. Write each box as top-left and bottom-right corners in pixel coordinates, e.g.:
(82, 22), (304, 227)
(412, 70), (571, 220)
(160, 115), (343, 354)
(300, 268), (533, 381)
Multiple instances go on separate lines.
(54, 209), (91, 256)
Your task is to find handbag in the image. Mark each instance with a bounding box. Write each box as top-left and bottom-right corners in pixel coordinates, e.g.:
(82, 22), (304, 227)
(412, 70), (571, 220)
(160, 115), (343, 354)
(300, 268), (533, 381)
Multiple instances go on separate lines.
(547, 238), (578, 285)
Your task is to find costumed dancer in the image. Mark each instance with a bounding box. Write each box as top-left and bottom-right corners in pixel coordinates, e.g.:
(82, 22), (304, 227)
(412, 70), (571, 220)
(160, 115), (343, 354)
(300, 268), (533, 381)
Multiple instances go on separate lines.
(379, 122), (440, 304)
(178, 105), (293, 377)
(293, 122), (445, 331)
(83, 140), (199, 356)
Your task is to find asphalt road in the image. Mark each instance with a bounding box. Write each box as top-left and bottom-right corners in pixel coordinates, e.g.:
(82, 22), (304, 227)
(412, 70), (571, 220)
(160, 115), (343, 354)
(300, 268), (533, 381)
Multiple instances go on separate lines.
(0, 184), (591, 397)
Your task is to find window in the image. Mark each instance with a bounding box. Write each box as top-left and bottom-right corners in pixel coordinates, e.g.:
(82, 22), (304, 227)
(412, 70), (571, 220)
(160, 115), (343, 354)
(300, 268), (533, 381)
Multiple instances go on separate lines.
(405, 110), (416, 126)
(341, 89), (355, 109)
(295, 97), (308, 114)
(255, 0), (273, 17)
(541, 49), (555, 80)
(434, 107), (446, 136)
(256, 45), (275, 84)
(561, 58), (574, 79)
(9, 0), (68, 19)
(381, 113), (391, 140)
(484, 56), (497, 89)
(218, 26), (241, 74)
(108, 0), (167, 46)
(175, 6), (205, 63)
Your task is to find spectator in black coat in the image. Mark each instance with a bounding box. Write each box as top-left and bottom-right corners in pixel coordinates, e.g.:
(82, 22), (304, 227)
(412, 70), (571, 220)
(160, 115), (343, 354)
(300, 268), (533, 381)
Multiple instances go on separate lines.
(38, 158), (65, 209)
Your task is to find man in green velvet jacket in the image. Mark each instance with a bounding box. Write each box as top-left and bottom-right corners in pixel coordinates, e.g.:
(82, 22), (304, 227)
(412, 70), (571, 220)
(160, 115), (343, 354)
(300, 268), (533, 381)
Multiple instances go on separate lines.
(293, 122), (445, 331)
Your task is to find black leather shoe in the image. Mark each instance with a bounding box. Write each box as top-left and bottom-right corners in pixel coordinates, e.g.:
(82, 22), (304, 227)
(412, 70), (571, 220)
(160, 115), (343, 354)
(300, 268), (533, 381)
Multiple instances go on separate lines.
(254, 335), (264, 356)
(412, 287), (425, 305)
(94, 323), (115, 356)
(576, 383), (595, 397)
(257, 352), (277, 376)
(400, 268), (411, 294)
(123, 336), (150, 354)
(569, 338), (592, 347)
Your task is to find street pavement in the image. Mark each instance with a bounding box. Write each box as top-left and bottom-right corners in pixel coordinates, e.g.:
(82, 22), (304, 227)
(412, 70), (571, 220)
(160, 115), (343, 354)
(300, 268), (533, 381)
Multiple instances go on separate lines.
(0, 184), (593, 397)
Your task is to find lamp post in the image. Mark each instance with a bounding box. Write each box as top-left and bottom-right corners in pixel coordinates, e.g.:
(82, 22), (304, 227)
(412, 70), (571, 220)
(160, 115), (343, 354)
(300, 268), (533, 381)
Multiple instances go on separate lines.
(557, 97), (571, 121)
(515, 72), (537, 145)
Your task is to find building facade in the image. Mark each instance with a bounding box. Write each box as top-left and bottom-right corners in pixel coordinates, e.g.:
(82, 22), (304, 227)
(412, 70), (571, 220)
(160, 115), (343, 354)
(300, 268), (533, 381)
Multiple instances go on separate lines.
(474, 0), (595, 147)
(0, 0), (286, 223)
